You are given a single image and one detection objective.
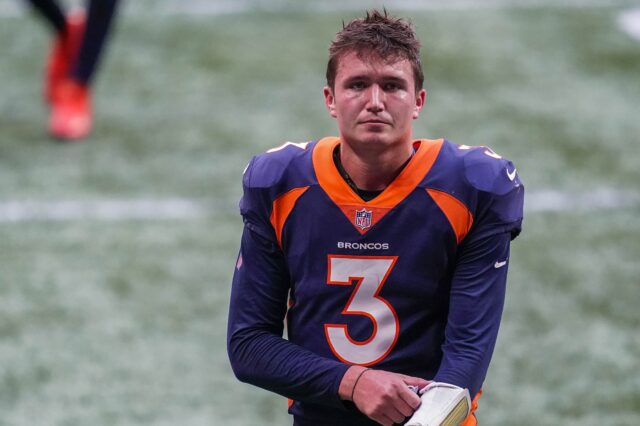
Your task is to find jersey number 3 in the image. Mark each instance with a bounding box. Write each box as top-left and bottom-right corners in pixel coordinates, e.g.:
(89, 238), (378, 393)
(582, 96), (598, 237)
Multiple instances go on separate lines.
(325, 255), (399, 366)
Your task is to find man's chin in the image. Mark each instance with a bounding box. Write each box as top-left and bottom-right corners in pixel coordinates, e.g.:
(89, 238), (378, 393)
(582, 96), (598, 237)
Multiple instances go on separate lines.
(341, 130), (398, 147)
(358, 132), (392, 146)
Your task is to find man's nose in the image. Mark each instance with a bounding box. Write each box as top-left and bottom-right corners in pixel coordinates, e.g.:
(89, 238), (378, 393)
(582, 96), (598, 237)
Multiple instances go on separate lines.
(365, 84), (384, 112)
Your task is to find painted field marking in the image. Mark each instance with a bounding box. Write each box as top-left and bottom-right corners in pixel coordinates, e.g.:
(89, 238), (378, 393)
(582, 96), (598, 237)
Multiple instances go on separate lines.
(525, 188), (640, 213)
(0, 0), (634, 17)
(618, 8), (640, 40)
(0, 199), (208, 223)
(0, 189), (638, 222)
(151, 0), (638, 16)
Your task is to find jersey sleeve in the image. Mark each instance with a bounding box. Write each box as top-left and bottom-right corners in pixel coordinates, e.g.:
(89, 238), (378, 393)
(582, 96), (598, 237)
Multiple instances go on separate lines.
(238, 156), (278, 242)
(433, 231), (511, 397)
(227, 155), (351, 408)
(433, 146), (524, 396)
(465, 150), (524, 241)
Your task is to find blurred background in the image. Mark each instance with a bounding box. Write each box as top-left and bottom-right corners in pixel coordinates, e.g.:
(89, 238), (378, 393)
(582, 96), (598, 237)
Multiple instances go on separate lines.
(1, 0), (639, 425)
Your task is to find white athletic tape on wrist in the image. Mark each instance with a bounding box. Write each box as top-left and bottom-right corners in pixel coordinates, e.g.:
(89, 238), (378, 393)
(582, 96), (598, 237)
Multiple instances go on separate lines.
(405, 382), (471, 426)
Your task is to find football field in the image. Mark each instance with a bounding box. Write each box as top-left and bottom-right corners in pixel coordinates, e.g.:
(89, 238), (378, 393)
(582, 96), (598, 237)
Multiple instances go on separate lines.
(1, 1), (639, 425)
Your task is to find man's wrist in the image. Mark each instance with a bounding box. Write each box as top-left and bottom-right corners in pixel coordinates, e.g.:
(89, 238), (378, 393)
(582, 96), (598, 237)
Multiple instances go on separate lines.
(338, 365), (369, 401)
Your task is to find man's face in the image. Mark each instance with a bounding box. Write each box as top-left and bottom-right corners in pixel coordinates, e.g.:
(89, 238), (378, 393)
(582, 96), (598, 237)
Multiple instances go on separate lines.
(324, 51), (425, 151)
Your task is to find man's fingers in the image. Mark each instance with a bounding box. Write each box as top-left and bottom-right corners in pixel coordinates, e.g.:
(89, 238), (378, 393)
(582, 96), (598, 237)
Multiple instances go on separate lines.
(397, 380), (424, 410)
(402, 375), (430, 389)
(374, 413), (395, 426)
(397, 387), (421, 414)
(387, 406), (408, 424)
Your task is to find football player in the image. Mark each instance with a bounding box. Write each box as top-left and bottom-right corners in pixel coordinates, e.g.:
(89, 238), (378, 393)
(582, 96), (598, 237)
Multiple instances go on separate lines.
(228, 9), (524, 426)
(24, 0), (120, 140)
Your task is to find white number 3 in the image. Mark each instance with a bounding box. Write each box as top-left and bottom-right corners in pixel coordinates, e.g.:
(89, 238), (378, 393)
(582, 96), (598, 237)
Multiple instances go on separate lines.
(324, 255), (399, 366)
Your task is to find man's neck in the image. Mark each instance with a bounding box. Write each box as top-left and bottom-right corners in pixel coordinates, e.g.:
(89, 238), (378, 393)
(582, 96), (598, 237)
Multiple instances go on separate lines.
(338, 140), (415, 191)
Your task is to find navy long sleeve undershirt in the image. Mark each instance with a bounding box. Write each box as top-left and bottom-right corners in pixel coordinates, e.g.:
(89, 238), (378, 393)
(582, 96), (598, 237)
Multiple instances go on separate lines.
(227, 225), (350, 407)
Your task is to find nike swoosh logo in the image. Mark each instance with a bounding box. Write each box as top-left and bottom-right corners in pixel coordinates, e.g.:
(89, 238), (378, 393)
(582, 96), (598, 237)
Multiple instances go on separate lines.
(494, 260), (508, 268)
(506, 168), (517, 181)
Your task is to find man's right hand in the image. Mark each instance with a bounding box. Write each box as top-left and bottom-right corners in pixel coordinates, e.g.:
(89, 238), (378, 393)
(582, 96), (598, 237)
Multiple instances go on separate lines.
(339, 366), (430, 426)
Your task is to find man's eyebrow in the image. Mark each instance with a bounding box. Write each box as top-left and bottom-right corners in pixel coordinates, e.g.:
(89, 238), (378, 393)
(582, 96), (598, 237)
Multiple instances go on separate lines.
(381, 76), (407, 83)
(342, 75), (407, 83)
(343, 75), (370, 82)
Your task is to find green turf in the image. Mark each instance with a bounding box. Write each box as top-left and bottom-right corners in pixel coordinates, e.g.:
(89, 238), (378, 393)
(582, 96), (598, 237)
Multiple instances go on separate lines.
(1, 3), (639, 425)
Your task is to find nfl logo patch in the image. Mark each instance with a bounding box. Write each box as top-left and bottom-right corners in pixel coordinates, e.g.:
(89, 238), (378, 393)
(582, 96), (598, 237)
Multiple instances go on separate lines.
(354, 208), (373, 230)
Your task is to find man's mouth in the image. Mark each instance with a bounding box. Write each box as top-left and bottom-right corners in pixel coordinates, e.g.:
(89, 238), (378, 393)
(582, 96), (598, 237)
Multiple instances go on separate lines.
(360, 119), (390, 125)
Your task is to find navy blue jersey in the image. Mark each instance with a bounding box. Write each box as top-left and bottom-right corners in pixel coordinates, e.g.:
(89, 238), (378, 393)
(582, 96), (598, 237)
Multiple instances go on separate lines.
(228, 137), (524, 425)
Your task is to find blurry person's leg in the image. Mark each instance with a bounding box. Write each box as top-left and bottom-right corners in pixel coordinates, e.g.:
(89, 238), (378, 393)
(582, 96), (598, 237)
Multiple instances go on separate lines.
(72, 0), (120, 86)
(25, 0), (66, 33)
(49, 0), (120, 141)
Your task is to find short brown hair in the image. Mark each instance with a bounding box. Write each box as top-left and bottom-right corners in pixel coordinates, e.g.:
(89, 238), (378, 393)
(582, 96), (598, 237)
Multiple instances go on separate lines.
(326, 9), (424, 94)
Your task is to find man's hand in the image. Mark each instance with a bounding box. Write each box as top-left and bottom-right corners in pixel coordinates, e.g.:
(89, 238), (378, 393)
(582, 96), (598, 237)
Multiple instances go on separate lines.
(405, 382), (471, 426)
(339, 366), (430, 426)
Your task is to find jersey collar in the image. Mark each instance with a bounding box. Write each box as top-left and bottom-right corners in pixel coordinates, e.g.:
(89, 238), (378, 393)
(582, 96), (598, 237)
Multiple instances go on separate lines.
(312, 137), (443, 233)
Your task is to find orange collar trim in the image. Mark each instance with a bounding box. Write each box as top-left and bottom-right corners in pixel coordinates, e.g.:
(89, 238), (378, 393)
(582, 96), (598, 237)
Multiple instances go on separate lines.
(312, 137), (443, 233)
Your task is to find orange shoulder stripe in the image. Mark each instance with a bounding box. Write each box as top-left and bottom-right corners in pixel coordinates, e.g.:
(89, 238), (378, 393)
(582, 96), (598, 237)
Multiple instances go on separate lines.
(426, 188), (473, 244)
(270, 186), (309, 247)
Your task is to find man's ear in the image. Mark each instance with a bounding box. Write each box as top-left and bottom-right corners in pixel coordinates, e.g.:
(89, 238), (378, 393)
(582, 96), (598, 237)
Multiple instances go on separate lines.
(413, 88), (426, 120)
(323, 86), (337, 118)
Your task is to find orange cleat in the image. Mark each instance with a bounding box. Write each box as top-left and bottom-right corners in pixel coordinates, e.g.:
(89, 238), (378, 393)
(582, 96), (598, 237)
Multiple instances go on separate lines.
(45, 10), (86, 104)
(48, 79), (92, 141)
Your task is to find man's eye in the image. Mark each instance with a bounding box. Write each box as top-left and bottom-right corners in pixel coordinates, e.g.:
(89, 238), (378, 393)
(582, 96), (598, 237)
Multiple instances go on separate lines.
(350, 82), (366, 90)
(383, 83), (400, 91)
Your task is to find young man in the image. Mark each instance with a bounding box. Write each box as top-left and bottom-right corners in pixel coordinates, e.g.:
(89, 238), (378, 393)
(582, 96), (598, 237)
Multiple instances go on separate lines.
(228, 10), (524, 426)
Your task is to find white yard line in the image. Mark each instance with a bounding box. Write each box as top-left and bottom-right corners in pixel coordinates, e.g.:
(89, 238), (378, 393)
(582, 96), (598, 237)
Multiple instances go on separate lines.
(0, 198), (207, 223)
(148, 0), (637, 16)
(5, 1), (638, 47)
(1, 0), (635, 18)
(5, 1), (638, 44)
(306, 0), (635, 13)
(618, 8), (640, 40)
(0, 190), (637, 223)
(0, 2), (21, 17)
(525, 188), (640, 213)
